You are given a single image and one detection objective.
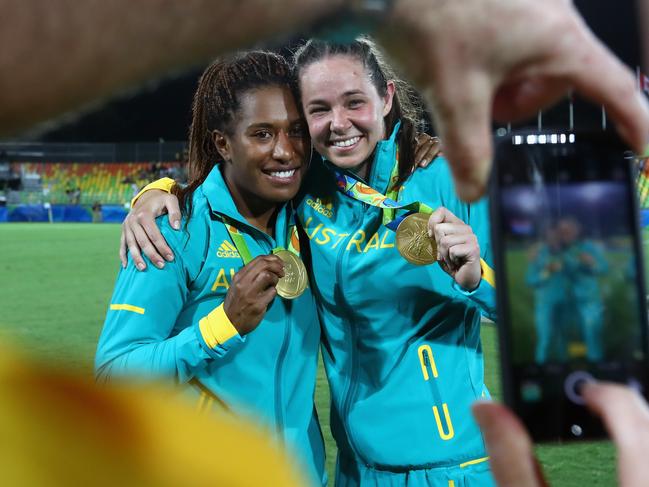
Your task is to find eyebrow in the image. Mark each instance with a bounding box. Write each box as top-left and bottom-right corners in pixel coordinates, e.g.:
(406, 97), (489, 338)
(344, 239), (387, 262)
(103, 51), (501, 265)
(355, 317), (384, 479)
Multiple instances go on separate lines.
(306, 90), (365, 106)
(246, 118), (304, 130)
(246, 123), (274, 130)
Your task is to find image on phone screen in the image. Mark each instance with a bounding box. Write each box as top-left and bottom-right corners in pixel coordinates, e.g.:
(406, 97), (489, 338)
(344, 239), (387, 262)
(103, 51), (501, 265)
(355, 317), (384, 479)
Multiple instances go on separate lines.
(491, 131), (649, 441)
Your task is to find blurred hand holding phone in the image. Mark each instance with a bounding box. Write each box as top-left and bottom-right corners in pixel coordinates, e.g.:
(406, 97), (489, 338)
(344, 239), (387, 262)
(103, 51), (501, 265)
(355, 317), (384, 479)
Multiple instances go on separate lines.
(490, 130), (649, 441)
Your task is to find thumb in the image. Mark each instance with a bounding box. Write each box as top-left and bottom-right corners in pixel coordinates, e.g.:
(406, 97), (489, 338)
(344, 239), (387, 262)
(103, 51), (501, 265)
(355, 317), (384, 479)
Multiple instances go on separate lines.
(427, 70), (494, 202)
(427, 207), (451, 238)
(582, 382), (649, 487)
(472, 401), (547, 487)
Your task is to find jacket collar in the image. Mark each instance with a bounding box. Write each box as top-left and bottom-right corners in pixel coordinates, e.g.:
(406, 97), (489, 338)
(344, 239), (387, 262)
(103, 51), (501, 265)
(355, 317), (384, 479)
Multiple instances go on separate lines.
(200, 164), (293, 247)
(367, 120), (401, 194)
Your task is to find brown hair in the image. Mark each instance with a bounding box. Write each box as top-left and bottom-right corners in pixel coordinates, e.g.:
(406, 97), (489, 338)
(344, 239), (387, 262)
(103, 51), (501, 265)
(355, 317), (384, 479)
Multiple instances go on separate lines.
(293, 36), (425, 184)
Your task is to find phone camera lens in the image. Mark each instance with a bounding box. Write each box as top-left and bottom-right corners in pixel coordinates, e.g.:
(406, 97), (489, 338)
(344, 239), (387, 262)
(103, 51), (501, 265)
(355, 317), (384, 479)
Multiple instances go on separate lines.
(570, 424), (583, 437)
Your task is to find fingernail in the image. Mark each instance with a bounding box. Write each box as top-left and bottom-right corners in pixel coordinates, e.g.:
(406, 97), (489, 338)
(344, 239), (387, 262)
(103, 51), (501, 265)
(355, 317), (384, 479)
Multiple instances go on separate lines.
(137, 262), (146, 271)
(428, 228), (433, 238)
(165, 253), (174, 261)
(155, 261), (165, 269)
(173, 220), (180, 230)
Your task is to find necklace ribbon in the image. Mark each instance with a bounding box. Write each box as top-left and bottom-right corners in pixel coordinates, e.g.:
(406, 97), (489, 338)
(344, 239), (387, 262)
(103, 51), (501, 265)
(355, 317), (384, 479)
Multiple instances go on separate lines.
(327, 154), (496, 286)
(220, 215), (308, 299)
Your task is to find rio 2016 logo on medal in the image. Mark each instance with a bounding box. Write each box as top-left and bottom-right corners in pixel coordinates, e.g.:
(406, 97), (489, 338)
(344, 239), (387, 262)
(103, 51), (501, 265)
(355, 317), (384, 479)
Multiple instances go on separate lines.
(274, 250), (308, 299)
(395, 212), (437, 265)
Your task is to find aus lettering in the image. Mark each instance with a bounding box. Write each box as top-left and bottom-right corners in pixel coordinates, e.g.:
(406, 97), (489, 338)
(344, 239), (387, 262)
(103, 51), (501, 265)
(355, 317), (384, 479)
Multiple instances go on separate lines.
(211, 268), (237, 291)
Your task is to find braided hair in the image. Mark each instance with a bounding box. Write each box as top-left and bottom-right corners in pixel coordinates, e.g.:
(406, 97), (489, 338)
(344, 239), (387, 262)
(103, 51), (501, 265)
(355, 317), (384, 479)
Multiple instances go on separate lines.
(293, 37), (425, 184)
(174, 50), (297, 217)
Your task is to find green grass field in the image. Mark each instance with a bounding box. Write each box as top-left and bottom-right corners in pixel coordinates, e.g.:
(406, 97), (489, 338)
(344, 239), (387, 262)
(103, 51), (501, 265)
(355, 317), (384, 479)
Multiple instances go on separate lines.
(0, 223), (620, 485)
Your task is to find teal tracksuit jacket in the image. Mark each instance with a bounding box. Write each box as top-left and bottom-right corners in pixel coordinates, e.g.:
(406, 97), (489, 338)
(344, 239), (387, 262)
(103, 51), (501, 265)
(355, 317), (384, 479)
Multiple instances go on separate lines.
(297, 125), (496, 484)
(95, 166), (325, 485)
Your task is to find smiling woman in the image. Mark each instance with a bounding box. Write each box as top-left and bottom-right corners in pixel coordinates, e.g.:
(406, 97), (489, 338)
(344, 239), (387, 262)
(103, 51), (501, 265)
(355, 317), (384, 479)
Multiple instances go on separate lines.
(94, 51), (326, 486)
(212, 85), (308, 230)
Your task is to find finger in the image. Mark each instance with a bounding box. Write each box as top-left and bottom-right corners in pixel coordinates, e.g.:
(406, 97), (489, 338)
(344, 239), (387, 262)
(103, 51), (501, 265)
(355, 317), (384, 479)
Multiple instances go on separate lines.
(493, 76), (570, 123)
(130, 222), (165, 269)
(472, 401), (547, 487)
(564, 29), (649, 154)
(119, 227), (128, 268)
(447, 241), (479, 268)
(431, 223), (470, 251)
(427, 207), (464, 238)
(252, 269), (281, 291)
(123, 224), (147, 271)
(254, 255), (286, 278)
(427, 207), (448, 236)
(583, 382), (649, 486)
(138, 214), (174, 262)
(164, 194), (182, 231)
(433, 221), (471, 239)
(427, 70), (494, 202)
(417, 137), (442, 168)
(437, 233), (476, 259)
(257, 285), (278, 308)
(415, 135), (436, 165)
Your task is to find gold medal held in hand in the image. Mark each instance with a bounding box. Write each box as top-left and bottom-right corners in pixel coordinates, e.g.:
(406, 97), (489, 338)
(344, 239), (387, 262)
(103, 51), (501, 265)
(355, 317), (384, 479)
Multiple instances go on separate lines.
(395, 212), (437, 265)
(274, 250), (308, 299)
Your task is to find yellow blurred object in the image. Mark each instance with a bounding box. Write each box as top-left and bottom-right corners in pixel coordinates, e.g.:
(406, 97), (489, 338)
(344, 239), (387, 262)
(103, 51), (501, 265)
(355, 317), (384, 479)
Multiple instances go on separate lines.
(568, 342), (588, 358)
(0, 347), (306, 486)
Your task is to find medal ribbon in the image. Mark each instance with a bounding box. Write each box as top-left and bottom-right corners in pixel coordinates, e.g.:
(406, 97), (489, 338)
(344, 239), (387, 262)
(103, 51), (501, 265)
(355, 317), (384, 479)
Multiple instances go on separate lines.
(330, 148), (433, 231)
(328, 155), (496, 287)
(222, 218), (300, 266)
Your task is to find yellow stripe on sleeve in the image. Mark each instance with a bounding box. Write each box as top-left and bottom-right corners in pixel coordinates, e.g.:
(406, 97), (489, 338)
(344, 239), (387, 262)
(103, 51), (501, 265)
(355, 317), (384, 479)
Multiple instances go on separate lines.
(110, 303), (145, 314)
(199, 304), (239, 349)
(480, 259), (496, 288)
(459, 456), (490, 468)
(130, 177), (176, 207)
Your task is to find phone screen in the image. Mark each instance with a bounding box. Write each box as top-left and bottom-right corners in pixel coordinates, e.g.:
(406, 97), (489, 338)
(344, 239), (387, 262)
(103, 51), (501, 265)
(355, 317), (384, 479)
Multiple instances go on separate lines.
(492, 131), (649, 440)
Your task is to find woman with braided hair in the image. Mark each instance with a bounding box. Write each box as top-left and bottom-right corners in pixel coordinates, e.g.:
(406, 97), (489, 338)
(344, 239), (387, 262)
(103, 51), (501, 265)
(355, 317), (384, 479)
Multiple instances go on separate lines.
(95, 50), (326, 486)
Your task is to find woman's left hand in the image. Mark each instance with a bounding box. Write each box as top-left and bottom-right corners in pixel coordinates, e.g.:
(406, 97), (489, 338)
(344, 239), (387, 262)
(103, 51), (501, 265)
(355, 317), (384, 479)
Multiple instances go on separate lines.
(414, 133), (442, 169)
(427, 207), (481, 290)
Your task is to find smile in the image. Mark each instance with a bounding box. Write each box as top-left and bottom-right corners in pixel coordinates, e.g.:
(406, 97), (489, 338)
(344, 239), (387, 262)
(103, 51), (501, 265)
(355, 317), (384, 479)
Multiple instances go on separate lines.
(330, 136), (361, 148)
(268, 169), (296, 178)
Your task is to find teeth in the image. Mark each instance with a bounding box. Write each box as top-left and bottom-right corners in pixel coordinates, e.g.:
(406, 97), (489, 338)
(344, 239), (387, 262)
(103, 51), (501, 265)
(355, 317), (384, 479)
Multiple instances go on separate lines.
(269, 169), (296, 178)
(332, 136), (360, 148)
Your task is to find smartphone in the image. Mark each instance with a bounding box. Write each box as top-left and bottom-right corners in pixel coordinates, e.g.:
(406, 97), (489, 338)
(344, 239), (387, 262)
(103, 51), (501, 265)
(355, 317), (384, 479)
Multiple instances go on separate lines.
(490, 130), (649, 441)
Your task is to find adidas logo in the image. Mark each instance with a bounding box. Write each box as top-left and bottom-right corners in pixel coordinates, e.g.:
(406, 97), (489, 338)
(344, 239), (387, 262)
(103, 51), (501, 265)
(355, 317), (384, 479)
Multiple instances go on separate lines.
(306, 197), (334, 218)
(217, 241), (240, 258)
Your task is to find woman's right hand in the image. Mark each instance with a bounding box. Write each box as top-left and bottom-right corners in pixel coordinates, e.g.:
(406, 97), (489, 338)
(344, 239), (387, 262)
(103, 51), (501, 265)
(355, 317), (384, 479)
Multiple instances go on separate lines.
(120, 189), (181, 270)
(223, 255), (285, 335)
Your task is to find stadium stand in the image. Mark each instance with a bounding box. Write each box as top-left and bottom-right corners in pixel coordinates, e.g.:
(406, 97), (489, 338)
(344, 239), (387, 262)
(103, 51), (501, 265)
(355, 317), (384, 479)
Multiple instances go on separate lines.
(0, 160), (185, 223)
(17, 162), (184, 205)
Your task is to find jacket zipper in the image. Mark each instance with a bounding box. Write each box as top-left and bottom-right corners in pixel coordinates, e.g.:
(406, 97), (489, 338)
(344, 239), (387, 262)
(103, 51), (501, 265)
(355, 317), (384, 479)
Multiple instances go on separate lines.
(337, 202), (368, 463)
(274, 300), (291, 435)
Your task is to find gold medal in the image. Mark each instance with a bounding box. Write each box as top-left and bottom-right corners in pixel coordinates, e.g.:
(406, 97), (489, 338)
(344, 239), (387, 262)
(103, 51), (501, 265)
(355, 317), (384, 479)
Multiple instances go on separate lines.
(395, 212), (437, 265)
(274, 250), (308, 299)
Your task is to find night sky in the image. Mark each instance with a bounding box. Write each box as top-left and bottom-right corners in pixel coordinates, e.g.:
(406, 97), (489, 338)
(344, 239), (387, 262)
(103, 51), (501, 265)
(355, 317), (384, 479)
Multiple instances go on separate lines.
(29, 0), (644, 143)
